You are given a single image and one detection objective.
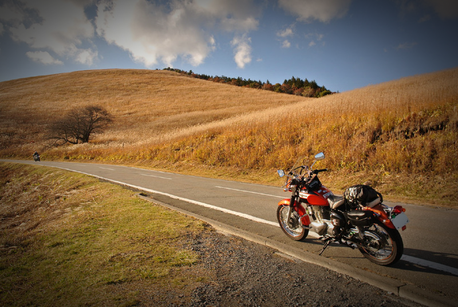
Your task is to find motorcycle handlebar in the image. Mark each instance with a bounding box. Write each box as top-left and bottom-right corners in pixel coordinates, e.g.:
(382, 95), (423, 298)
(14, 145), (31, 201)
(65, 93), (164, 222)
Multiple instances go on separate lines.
(288, 167), (328, 178)
(288, 165), (307, 176)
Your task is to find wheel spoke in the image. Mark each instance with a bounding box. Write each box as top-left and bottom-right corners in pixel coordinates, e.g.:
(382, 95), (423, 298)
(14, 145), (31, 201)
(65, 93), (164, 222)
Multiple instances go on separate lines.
(357, 222), (403, 266)
(277, 205), (308, 241)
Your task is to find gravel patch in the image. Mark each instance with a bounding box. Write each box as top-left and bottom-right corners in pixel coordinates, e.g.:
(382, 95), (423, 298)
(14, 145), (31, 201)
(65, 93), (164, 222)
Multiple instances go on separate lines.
(132, 230), (423, 307)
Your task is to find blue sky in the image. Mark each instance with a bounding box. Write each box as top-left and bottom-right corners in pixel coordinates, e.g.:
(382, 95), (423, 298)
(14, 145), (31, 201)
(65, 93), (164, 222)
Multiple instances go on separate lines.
(1, 0), (457, 92)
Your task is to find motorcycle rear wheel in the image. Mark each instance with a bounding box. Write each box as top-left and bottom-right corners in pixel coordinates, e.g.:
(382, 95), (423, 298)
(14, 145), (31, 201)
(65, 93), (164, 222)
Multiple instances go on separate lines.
(277, 205), (309, 241)
(357, 221), (404, 266)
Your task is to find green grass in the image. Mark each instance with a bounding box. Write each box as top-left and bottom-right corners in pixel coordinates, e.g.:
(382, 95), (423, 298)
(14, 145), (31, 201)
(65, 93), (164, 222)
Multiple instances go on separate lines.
(0, 163), (209, 306)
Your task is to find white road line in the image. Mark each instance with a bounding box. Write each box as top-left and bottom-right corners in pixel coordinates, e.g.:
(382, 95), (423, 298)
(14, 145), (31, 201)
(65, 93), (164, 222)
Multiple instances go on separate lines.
(30, 164), (458, 277)
(140, 173), (172, 180)
(215, 185), (283, 198)
(53, 166), (279, 227)
(401, 255), (458, 276)
(120, 182), (279, 227)
(98, 167), (115, 171)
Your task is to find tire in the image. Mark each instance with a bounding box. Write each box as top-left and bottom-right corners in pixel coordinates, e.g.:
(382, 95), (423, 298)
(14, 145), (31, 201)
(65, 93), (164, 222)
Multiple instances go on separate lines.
(357, 221), (404, 266)
(277, 205), (309, 241)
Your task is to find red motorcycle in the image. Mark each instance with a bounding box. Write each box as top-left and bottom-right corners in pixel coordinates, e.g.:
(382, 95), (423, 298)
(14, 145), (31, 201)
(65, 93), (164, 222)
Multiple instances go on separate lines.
(277, 152), (409, 266)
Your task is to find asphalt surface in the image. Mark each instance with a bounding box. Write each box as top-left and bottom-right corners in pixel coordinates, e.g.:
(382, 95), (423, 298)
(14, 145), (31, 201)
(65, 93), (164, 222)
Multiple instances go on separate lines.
(3, 159), (458, 307)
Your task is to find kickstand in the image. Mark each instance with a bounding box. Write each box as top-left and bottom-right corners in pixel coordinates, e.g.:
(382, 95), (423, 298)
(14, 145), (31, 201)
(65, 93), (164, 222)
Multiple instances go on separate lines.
(319, 238), (333, 256)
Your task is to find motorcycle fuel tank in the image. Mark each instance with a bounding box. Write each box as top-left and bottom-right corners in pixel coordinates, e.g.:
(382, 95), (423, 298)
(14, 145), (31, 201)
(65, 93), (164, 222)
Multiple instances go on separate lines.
(299, 186), (332, 206)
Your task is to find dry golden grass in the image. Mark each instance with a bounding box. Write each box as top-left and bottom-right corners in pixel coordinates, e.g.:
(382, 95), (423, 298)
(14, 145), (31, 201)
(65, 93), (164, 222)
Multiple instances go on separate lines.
(0, 69), (307, 147)
(1, 68), (457, 206)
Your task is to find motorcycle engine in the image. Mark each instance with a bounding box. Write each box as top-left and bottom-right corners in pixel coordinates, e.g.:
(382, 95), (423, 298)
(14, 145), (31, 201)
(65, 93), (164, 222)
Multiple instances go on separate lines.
(309, 206), (335, 236)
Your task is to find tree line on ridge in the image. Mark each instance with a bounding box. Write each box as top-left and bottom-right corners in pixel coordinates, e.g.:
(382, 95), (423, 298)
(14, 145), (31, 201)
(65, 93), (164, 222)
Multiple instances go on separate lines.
(163, 67), (334, 98)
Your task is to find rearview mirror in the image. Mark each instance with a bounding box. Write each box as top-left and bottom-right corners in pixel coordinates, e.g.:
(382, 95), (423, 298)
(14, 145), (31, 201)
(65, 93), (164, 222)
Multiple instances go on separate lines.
(314, 152), (325, 160)
(277, 170), (285, 178)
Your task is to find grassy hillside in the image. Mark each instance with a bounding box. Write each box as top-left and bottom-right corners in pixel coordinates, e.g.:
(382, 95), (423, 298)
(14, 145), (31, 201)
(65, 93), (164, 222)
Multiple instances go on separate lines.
(0, 69), (306, 148)
(1, 68), (457, 206)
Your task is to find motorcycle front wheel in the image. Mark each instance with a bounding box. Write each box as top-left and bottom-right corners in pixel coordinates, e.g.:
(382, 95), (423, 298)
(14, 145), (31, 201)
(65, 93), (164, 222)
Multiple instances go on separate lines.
(277, 205), (309, 241)
(357, 221), (404, 266)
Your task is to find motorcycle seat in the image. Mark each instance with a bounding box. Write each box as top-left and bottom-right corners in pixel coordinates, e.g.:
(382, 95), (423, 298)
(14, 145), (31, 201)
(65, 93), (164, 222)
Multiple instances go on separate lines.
(327, 195), (344, 209)
(347, 210), (370, 218)
(366, 197), (381, 207)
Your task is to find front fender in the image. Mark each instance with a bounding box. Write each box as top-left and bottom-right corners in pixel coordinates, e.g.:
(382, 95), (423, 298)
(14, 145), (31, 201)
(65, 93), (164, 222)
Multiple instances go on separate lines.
(277, 198), (309, 226)
(278, 198), (291, 206)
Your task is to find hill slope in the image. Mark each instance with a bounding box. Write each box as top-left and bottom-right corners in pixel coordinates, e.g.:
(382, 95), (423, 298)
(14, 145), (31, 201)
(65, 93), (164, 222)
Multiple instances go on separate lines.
(1, 68), (457, 206)
(0, 69), (308, 147)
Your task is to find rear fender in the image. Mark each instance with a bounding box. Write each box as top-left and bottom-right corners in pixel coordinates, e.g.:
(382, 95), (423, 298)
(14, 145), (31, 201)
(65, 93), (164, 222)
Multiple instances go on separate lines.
(363, 204), (395, 229)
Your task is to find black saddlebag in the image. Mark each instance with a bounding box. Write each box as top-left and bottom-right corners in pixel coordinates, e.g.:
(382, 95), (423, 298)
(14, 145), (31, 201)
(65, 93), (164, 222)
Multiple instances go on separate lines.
(347, 210), (374, 227)
(343, 184), (383, 209)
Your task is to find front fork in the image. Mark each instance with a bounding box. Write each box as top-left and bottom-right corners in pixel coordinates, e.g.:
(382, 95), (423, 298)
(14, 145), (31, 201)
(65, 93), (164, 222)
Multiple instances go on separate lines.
(286, 195), (296, 224)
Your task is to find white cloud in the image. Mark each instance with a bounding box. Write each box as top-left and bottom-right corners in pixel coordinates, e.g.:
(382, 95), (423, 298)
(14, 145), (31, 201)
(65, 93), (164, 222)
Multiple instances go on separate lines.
(1, 0), (260, 69)
(277, 26), (293, 48)
(26, 51), (63, 65)
(305, 32), (324, 47)
(2, 0), (96, 65)
(194, 0), (259, 32)
(221, 16), (258, 32)
(209, 36), (216, 51)
(278, 0), (352, 23)
(74, 48), (98, 65)
(231, 35), (252, 69)
(96, 0), (210, 67)
(95, 0), (258, 68)
(282, 40), (291, 48)
(277, 27), (293, 37)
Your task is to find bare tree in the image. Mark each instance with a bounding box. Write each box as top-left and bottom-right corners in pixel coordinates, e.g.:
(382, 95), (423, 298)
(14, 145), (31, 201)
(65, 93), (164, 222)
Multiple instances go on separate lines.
(49, 105), (112, 145)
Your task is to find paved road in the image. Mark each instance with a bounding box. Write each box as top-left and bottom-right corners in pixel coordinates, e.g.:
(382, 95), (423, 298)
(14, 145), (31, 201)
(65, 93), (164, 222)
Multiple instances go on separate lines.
(4, 160), (458, 307)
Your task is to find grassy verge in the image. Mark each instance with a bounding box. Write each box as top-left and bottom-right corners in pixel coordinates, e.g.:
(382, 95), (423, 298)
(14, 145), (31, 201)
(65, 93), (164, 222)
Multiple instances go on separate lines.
(0, 163), (210, 306)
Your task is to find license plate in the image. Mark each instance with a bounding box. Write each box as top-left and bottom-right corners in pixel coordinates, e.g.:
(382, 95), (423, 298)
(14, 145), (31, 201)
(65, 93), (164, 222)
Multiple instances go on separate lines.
(391, 212), (409, 229)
